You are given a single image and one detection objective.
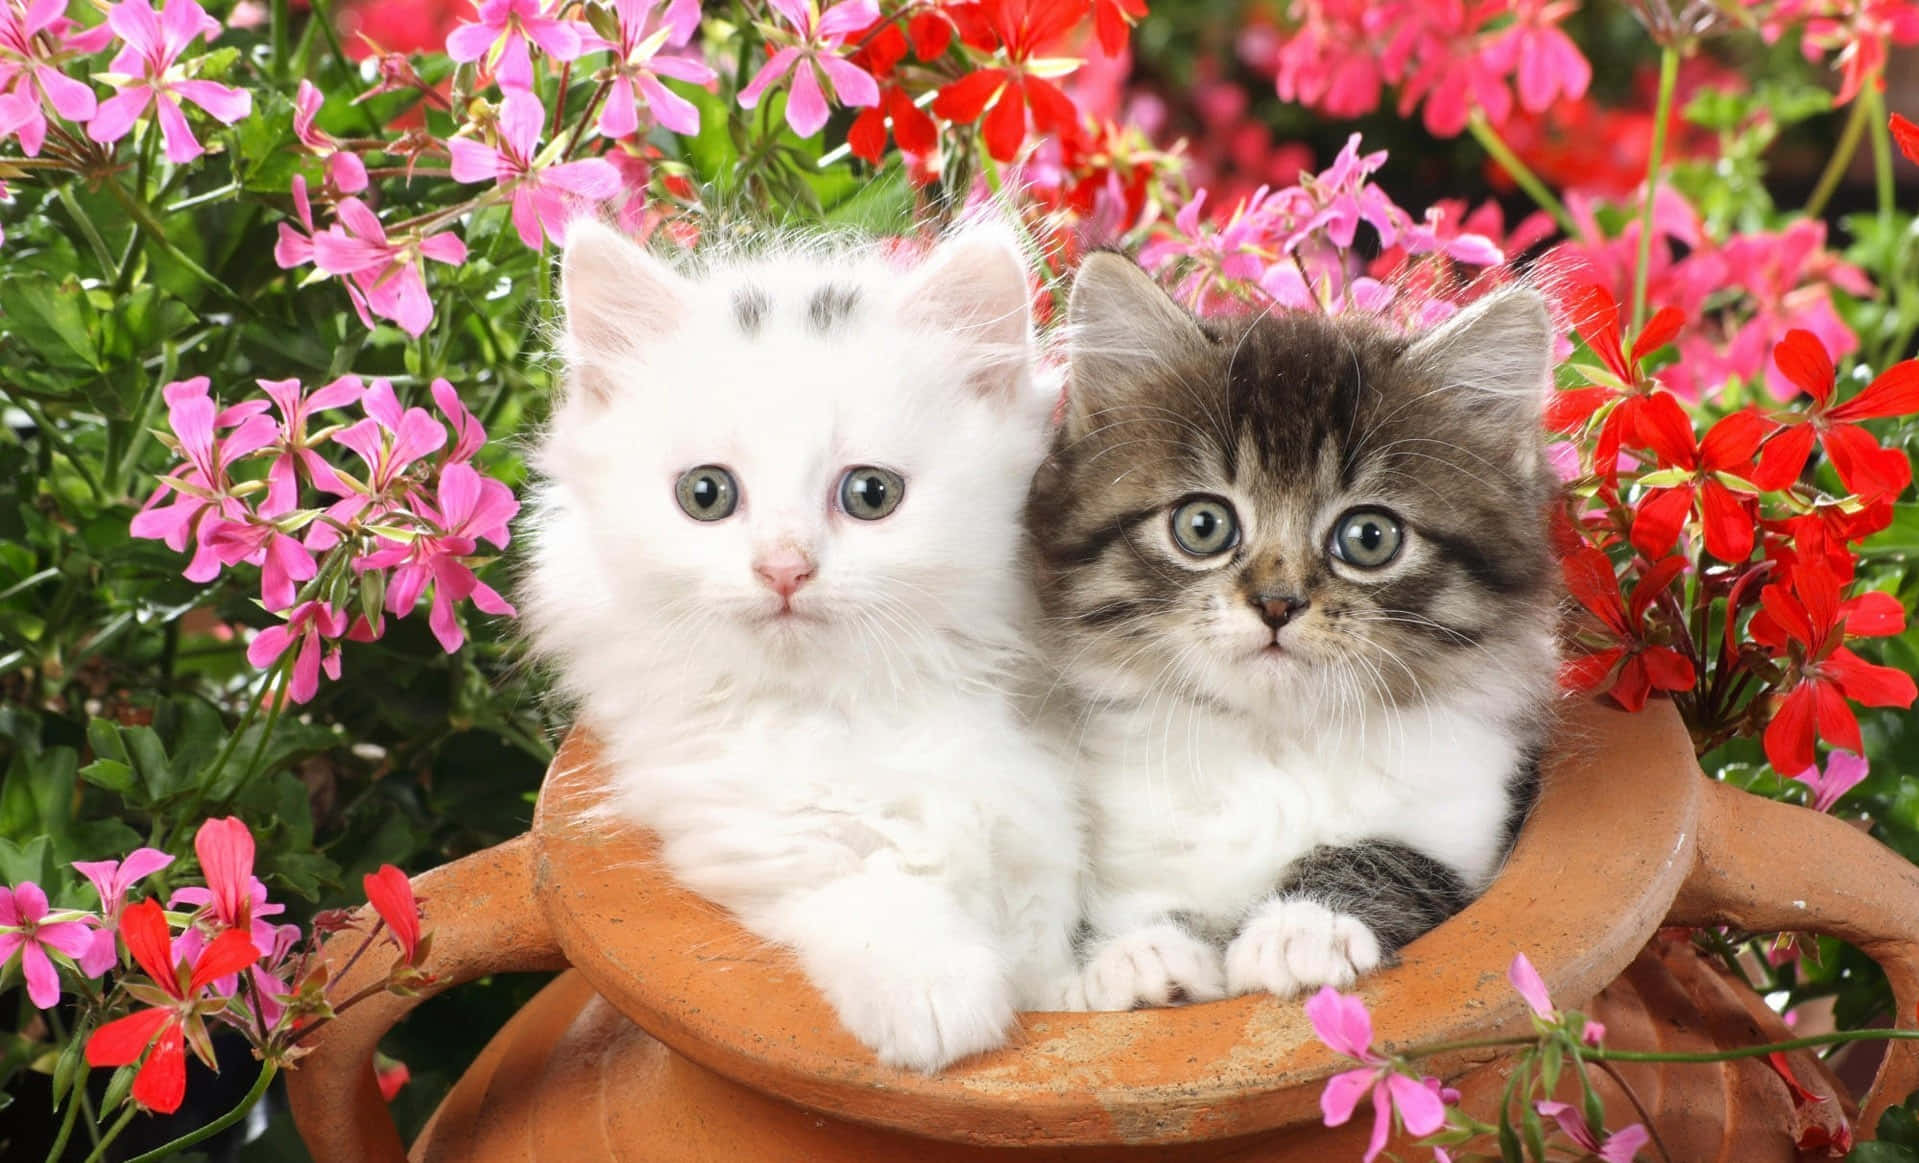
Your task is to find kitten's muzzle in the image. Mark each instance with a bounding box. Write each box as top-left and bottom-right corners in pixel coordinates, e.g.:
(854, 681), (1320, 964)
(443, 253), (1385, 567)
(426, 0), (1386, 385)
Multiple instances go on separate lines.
(1250, 592), (1308, 631)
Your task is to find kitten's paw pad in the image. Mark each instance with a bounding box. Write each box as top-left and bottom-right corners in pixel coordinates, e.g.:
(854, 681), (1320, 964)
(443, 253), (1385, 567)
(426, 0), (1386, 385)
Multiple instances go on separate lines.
(1225, 900), (1382, 998)
(1077, 924), (1227, 1011)
(833, 945), (1017, 1073)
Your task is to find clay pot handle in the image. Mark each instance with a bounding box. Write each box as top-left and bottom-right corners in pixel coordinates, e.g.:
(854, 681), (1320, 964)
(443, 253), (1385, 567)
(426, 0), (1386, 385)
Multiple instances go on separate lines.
(1669, 777), (1919, 1131)
(285, 832), (568, 1163)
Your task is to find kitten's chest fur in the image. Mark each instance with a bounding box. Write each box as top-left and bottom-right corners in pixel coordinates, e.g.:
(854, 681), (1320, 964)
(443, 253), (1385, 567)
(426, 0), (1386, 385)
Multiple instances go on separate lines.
(1077, 695), (1524, 927)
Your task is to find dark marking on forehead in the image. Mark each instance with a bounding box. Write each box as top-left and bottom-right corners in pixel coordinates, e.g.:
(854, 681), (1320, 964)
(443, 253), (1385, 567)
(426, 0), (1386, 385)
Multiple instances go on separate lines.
(732, 285), (768, 333)
(807, 284), (860, 332)
(1031, 503), (1162, 569)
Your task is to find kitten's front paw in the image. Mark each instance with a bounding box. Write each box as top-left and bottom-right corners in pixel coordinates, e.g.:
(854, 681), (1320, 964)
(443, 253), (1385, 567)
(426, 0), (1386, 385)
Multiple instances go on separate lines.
(1073, 923), (1227, 1011)
(1225, 899), (1382, 998)
(831, 943), (1017, 1073)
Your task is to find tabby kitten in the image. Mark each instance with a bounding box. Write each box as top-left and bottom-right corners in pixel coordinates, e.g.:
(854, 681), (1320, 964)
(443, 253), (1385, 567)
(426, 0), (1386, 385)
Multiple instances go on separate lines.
(1029, 254), (1559, 1010)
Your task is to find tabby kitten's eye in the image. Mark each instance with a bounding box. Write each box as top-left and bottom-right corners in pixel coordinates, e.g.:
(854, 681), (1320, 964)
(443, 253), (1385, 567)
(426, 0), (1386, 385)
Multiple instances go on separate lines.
(676, 466), (739, 521)
(1170, 496), (1239, 557)
(1331, 508), (1403, 568)
(839, 466), (905, 520)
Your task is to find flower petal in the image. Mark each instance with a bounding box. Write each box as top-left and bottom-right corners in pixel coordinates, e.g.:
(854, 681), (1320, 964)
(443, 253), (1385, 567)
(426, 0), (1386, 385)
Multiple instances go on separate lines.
(86, 1007), (174, 1068)
(1507, 952), (1553, 1018)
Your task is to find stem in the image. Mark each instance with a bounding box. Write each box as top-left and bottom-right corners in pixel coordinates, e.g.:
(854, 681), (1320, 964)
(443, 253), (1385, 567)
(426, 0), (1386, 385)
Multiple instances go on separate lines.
(44, 1088), (82, 1163)
(1466, 113), (1579, 238)
(54, 185), (118, 278)
(121, 1063), (279, 1163)
(1867, 82), (1896, 259)
(82, 1107), (136, 1163)
(202, 662), (279, 791)
(104, 178), (247, 306)
(1631, 46), (1681, 333)
(270, 0), (290, 82)
(45, 1008), (104, 1155)
(1591, 1057), (1675, 1163)
(238, 662), (293, 788)
(1591, 1027), (1919, 1062)
(13, 395), (107, 503)
(1804, 93), (1871, 221)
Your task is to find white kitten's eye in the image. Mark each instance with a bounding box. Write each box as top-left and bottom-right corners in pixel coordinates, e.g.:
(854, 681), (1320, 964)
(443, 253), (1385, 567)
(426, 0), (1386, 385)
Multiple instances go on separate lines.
(839, 467), (905, 521)
(675, 466), (738, 521)
(1170, 495), (1238, 557)
(1330, 508), (1402, 568)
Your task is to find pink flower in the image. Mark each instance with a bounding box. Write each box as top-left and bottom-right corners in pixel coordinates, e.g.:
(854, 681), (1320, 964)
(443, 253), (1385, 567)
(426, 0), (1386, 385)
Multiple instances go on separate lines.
(88, 0), (252, 164)
(257, 375), (365, 517)
(130, 378), (278, 583)
(1272, 0), (1386, 119)
(1489, 0), (1589, 115)
(194, 817), (255, 931)
(449, 90), (620, 248)
(293, 80), (369, 193)
(0, 882), (98, 1008)
(1394, 7), (1513, 138)
(310, 198), (467, 337)
(358, 462), (519, 651)
(1535, 1101), (1652, 1163)
(247, 600), (348, 703)
(433, 377), (486, 463)
(274, 175), (323, 269)
(1791, 750), (1869, 814)
(0, 0), (102, 156)
(203, 517), (319, 611)
(308, 378), (448, 549)
(738, 0), (881, 138)
(1307, 987), (1448, 1163)
(1508, 952), (1554, 1018)
(599, 0), (715, 138)
(445, 0), (587, 91)
(73, 848), (175, 925)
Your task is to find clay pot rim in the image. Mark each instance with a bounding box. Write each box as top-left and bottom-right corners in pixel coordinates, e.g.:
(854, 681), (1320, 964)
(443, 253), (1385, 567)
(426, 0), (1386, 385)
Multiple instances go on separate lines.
(528, 696), (1704, 1148)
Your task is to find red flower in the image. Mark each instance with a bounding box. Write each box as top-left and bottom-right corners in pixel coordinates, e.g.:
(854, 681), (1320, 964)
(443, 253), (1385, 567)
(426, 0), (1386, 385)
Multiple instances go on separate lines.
(363, 864), (423, 965)
(847, 22), (939, 164)
(1630, 394), (1769, 563)
(1549, 283), (1686, 477)
(84, 899), (260, 1114)
(1895, 112), (1919, 164)
(1751, 562), (1916, 775)
(933, 0), (1088, 162)
(1561, 548), (1695, 710)
(375, 1055), (411, 1101)
(1753, 329), (1919, 499)
(1092, 0), (1145, 54)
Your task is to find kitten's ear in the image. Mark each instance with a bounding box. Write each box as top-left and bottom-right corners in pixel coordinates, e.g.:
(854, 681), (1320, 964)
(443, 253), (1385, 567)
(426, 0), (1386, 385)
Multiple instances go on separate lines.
(1065, 253), (1206, 433)
(560, 219), (690, 399)
(1404, 286), (1555, 434)
(899, 225), (1033, 401)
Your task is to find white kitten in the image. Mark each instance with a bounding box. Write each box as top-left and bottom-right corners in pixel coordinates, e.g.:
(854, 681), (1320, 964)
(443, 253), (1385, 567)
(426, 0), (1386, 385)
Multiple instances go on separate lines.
(522, 220), (1082, 1071)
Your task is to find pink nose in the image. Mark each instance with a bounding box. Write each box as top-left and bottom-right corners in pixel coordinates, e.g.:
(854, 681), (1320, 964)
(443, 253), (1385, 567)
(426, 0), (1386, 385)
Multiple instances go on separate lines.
(754, 550), (816, 600)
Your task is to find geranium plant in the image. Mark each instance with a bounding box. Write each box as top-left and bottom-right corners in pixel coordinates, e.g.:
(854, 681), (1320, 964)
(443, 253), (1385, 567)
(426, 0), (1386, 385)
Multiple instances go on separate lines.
(1, 0), (1916, 1155)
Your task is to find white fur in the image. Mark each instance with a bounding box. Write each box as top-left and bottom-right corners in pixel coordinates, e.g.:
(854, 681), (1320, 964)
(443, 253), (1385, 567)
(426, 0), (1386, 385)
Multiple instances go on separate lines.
(1062, 642), (1547, 1008)
(524, 221), (1082, 1070)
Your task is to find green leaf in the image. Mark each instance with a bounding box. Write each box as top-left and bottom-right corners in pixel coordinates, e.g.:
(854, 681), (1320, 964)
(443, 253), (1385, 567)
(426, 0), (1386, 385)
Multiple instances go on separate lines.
(0, 835), (54, 888)
(78, 758), (137, 795)
(0, 276), (102, 372)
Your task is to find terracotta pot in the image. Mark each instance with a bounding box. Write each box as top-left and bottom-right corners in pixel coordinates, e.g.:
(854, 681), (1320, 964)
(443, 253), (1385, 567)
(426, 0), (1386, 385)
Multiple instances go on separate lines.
(287, 698), (1919, 1161)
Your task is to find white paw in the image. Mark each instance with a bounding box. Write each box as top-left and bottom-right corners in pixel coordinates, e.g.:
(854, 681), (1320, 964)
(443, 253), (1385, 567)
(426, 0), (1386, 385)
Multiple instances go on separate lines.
(829, 943), (1017, 1073)
(1225, 899), (1382, 998)
(1073, 923), (1227, 1011)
